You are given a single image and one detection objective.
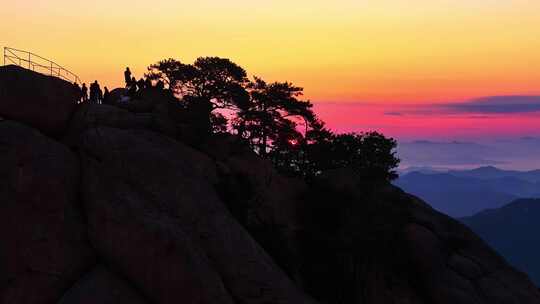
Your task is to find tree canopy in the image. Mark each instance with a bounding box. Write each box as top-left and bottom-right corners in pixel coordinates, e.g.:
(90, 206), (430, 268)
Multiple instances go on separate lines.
(147, 57), (250, 111)
(146, 57), (400, 182)
(233, 77), (316, 156)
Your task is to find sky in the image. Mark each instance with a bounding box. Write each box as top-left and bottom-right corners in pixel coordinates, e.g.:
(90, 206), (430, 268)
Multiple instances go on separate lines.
(2, 0), (540, 168)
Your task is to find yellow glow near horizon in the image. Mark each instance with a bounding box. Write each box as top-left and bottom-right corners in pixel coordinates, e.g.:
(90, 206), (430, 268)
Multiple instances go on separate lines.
(1, 0), (540, 102)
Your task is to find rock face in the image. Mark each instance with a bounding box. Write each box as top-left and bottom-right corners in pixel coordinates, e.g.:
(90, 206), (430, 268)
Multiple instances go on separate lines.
(0, 92), (539, 304)
(76, 126), (313, 304)
(0, 121), (95, 304)
(0, 65), (79, 136)
(77, 127), (235, 304)
(64, 103), (153, 143)
(203, 134), (308, 280)
(58, 266), (148, 304)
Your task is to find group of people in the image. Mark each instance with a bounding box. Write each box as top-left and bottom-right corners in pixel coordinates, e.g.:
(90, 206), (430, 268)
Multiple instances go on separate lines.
(76, 81), (110, 104)
(124, 67), (161, 96)
(74, 67), (163, 104)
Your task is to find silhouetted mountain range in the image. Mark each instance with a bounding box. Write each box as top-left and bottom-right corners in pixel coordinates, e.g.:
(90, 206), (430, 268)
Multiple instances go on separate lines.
(461, 199), (540, 286)
(395, 166), (540, 217)
(449, 166), (540, 183)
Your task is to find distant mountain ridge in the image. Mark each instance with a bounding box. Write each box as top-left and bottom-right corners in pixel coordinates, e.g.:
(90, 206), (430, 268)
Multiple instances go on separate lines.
(449, 166), (540, 183)
(395, 166), (540, 217)
(461, 199), (540, 286)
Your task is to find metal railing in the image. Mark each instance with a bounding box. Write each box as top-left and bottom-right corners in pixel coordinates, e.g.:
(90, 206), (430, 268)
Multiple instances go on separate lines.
(3, 47), (81, 83)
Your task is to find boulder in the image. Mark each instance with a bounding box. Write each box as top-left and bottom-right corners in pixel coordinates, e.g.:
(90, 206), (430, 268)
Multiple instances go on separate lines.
(57, 266), (148, 304)
(76, 127), (314, 304)
(78, 128), (230, 304)
(0, 65), (79, 135)
(0, 121), (95, 304)
(64, 103), (153, 144)
(107, 88), (127, 104)
(64, 103), (179, 146)
(116, 88), (176, 113)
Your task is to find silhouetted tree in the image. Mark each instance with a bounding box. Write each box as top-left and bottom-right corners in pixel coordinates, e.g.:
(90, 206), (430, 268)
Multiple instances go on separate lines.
(147, 57), (250, 134)
(298, 119), (336, 176)
(146, 58), (187, 93)
(264, 121), (305, 175)
(269, 125), (399, 182)
(313, 131), (399, 182)
(146, 56), (399, 182)
(352, 131), (400, 181)
(211, 112), (229, 133)
(234, 77), (315, 156)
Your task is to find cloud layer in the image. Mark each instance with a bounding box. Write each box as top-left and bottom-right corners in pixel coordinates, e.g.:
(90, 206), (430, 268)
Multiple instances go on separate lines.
(398, 137), (540, 170)
(446, 96), (540, 114)
(384, 95), (540, 116)
(313, 97), (540, 144)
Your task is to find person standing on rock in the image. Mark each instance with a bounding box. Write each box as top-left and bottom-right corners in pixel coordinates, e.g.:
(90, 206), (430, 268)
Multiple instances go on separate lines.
(103, 87), (110, 105)
(73, 82), (82, 103)
(89, 80), (101, 103)
(89, 82), (96, 103)
(124, 67), (132, 87)
(97, 83), (103, 104)
(127, 77), (138, 97)
(81, 83), (88, 102)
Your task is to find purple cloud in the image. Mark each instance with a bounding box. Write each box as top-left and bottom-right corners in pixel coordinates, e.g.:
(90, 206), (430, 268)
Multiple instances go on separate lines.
(380, 95), (540, 116)
(446, 96), (540, 114)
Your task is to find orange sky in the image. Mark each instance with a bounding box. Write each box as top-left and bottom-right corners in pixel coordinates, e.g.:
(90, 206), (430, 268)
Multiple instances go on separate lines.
(2, 1), (540, 142)
(2, 0), (540, 103)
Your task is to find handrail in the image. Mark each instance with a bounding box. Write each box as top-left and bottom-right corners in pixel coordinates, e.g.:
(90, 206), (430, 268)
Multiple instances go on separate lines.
(3, 47), (81, 84)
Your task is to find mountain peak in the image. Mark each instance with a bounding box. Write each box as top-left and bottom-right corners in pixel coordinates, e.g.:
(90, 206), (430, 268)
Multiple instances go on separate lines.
(1, 65), (539, 303)
(472, 165), (501, 172)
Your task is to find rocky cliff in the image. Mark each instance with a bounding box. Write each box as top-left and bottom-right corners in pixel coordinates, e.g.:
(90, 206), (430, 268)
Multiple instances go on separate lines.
(0, 65), (79, 136)
(1, 67), (539, 304)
